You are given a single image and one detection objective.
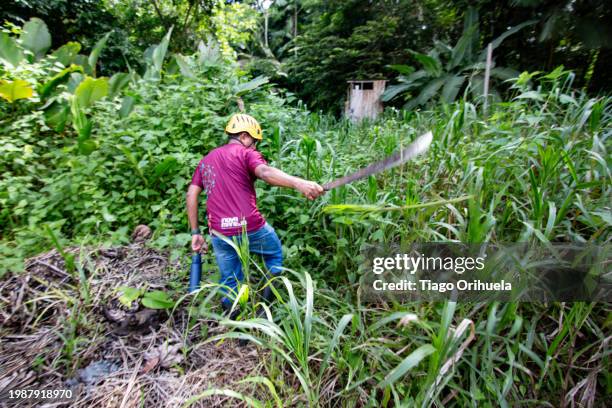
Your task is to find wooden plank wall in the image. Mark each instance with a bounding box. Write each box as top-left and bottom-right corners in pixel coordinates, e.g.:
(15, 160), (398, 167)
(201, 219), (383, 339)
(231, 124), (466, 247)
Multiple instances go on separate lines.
(345, 80), (386, 122)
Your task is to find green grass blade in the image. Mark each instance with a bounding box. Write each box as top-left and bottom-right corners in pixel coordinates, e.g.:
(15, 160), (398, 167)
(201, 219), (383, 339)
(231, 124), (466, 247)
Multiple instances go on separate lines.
(380, 344), (436, 388)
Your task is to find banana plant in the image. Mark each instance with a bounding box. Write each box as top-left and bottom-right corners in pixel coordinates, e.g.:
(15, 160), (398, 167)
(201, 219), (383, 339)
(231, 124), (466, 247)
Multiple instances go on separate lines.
(382, 8), (536, 109)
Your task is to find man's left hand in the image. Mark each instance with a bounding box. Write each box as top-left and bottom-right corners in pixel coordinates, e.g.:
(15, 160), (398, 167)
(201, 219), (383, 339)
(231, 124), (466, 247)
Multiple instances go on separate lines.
(192, 234), (208, 253)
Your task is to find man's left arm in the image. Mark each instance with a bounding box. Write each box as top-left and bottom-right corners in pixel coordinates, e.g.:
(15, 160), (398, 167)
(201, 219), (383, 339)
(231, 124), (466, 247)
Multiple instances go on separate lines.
(186, 184), (208, 253)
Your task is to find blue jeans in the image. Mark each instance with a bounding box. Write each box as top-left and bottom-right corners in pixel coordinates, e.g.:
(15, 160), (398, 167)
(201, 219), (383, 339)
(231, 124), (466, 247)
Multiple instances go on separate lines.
(210, 222), (283, 307)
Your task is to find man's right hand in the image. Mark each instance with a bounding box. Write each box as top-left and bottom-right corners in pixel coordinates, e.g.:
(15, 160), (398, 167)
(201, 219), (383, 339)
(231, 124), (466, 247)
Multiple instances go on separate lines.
(296, 180), (325, 200)
(192, 234), (208, 253)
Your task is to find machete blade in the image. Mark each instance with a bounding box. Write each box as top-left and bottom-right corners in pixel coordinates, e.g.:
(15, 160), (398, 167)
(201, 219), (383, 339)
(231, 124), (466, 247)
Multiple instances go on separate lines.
(323, 131), (433, 191)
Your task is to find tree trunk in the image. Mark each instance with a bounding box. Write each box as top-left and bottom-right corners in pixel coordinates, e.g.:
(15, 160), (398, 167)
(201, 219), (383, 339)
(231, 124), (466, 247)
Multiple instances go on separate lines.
(483, 43), (493, 116)
(293, 0), (298, 57)
(264, 9), (269, 48)
(293, 1), (298, 38)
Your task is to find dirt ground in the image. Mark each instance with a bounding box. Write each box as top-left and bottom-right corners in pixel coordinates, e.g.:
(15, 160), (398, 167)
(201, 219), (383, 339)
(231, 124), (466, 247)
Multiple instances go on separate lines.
(0, 237), (267, 407)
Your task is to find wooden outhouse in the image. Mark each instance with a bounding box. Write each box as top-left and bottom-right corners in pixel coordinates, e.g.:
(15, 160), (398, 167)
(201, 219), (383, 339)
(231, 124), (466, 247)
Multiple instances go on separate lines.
(344, 80), (386, 122)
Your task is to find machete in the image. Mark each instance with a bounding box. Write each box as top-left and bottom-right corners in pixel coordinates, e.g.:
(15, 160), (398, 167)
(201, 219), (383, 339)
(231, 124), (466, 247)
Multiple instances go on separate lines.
(323, 131), (433, 191)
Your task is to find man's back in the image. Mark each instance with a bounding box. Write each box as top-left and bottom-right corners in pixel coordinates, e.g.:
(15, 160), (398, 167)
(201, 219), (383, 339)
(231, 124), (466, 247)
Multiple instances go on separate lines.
(191, 143), (267, 236)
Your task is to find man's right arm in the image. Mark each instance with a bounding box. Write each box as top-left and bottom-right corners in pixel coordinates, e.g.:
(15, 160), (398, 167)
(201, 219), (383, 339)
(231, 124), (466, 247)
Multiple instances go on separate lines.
(254, 164), (324, 200)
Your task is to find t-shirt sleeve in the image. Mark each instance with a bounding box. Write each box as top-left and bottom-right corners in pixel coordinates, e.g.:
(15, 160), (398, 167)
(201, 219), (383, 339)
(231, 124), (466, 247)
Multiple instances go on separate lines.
(245, 149), (268, 176)
(190, 159), (204, 188)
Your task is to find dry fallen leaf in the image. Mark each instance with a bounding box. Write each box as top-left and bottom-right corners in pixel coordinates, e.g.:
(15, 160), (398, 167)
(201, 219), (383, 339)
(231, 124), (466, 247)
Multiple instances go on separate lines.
(142, 342), (184, 371)
(131, 225), (152, 242)
(140, 356), (160, 374)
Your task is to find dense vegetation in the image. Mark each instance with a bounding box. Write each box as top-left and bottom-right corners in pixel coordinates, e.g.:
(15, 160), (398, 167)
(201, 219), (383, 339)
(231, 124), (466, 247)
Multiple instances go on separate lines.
(256, 0), (612, 112)
(1, 4), (610, 407)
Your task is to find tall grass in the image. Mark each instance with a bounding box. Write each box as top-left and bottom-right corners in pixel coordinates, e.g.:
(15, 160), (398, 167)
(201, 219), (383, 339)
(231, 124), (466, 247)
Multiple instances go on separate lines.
(196, 69), (610, 406)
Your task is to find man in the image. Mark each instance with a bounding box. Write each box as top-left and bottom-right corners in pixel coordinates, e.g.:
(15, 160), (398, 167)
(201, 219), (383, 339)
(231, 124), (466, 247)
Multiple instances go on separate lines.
(186, 113), (324, 316)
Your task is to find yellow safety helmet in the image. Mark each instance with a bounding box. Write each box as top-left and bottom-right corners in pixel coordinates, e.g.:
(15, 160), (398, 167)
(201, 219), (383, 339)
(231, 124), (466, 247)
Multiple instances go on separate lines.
(225, 113), (263, 140)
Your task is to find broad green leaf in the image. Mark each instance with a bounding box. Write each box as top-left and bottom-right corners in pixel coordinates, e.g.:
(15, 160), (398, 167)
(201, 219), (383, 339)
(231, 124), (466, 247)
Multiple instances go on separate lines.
(142, 290), (175, 309)
(541, 65), (567, 81)
(20, 17), (51, 60)
(78, 139), (97, 155)
(434, 40), (453, 55)
(440, 74), (466, 103)
(0, 79), (34, 103)
(381, 70), (429, 102)
(174, 54), (195, 79)
(75, 76), (108, 108)
(51, 42), (81, 66)
(108, 72), (131, 98)
(406, 76), (446, 109)
(197, 38), (221, 64)
(117, 286), (142, 307)
(119, 95), (136, 118)
(73, 54), (91, 73)
(409, 51), (442, 77)
(38, 64), (84, 98)
(539, 11), (561, 42)
(0, 33), (24, 67)
(88, 32), (111, 76)
(449, 24), (478, 69)
(76, 118), (92, 140)
(380, 344), (436, 387)
(152, 27), (173, 74)
(381, 83), (413, 102)
(71, 96), (93, 143)
(143, 44), (156, 65)
(153, 156), (179, 178)
(461, 7), (479, 61)
(67, 72), (85, 93)
(402, 70), (430, 84)
(235, 75), (269, 96)
(387, 64), (414, 75)
(44, 102), (70, 132)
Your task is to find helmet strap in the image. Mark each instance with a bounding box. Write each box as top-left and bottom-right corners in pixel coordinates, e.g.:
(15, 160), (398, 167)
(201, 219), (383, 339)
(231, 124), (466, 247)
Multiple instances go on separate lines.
(230, 134), (256, 148)
(230, 135), (245, 146)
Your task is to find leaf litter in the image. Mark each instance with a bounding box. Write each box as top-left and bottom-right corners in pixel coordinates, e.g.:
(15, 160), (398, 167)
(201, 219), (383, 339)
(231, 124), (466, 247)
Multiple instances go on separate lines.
(0, 231), (267, 407)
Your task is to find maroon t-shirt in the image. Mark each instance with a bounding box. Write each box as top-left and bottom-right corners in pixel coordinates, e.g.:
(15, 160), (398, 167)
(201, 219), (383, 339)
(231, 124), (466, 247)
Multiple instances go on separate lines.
(191, 143), (267, 236)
